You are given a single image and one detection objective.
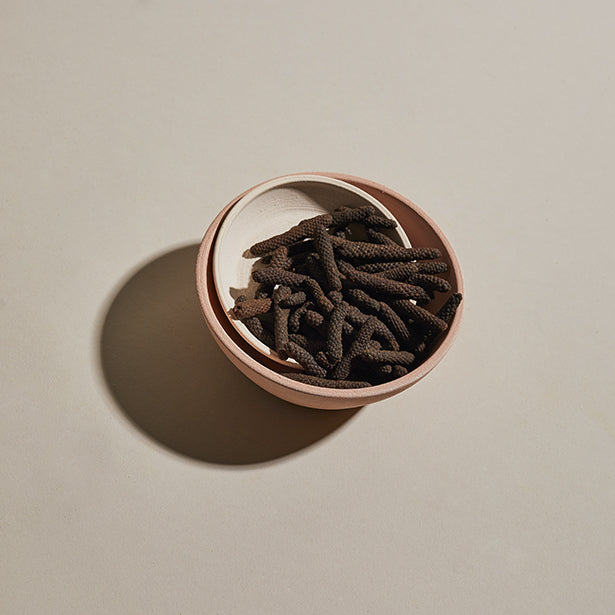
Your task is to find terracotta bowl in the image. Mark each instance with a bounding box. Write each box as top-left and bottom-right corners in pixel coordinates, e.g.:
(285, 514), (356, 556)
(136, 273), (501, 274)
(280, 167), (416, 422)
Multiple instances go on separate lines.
(196, 173), (464, 410)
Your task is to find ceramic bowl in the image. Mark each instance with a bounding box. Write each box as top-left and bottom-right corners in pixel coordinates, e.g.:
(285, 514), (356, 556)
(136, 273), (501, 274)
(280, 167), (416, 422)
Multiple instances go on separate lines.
(196, 173), (464, 410)
(212, 174), (411, 365)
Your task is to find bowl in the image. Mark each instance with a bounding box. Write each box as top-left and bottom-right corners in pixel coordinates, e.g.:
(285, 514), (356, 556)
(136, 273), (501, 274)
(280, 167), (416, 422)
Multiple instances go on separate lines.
(196, 172), (464, 410)
(212, 174), (411, 365)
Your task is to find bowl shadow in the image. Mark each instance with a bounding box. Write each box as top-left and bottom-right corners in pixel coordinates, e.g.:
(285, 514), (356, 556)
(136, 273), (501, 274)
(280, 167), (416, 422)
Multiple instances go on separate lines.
(98, 244), (361, 466)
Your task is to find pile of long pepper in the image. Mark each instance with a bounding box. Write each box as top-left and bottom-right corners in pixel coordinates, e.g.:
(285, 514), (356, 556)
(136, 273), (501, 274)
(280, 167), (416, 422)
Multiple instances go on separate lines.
(232, 205), (462, 388)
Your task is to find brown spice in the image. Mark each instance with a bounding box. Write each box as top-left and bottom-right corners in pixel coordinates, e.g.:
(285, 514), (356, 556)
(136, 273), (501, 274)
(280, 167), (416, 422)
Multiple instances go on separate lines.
(413, 273), (451, 293)
(252, 267), (307, 287)
(249, 213), (334, 255)
(365, 228), (398, 245)
(416, 261), (448, 275)
(436, 292), (463, 324)
(330, 236), (441, 262)
(361, 347), (416, 366)
(392, 299), (448, 332)
(338, 260), (431, 302)
(288, 301), (313, 333)
(362, 214), (398, 229)
(284, 373), (371, 388)
(304, 309), (325, 328)
(375, 263), (418, 281)
(232, 297), (272, 319)
(345, 304), (399, 351)
(331, 317), (377, 380)
(313, 225), (342, 291)
(302, 277), (335, 314)
(326, 301), (349, 363)
(273, 286), (292, 358)
(280, 291), (307, 307)
(282, 341), (327, 378)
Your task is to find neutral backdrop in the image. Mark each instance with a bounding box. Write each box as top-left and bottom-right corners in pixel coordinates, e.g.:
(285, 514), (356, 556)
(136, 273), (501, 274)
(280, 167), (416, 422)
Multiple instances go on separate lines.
(2, 1), (614, 613)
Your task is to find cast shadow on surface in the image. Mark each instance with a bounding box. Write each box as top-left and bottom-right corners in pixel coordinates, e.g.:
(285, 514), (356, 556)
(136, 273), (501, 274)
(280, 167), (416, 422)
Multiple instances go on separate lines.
(99, 244), (361, 466)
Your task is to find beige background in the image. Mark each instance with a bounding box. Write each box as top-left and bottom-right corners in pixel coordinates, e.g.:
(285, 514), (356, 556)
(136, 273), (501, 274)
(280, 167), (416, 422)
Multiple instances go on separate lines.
(2, 1), (614, 613)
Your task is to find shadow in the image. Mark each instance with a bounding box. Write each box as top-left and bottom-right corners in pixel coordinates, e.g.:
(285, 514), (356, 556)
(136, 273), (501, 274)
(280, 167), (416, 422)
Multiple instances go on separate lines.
(98, 244), (361, 466)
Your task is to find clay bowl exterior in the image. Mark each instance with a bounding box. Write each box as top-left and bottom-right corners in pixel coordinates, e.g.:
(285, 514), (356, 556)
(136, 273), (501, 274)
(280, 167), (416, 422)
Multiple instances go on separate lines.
(196, 173), (464, 410)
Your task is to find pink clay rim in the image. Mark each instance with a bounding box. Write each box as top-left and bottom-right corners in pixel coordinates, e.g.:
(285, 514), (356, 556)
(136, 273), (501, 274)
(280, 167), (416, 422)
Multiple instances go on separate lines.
(196, 172), (465, 402)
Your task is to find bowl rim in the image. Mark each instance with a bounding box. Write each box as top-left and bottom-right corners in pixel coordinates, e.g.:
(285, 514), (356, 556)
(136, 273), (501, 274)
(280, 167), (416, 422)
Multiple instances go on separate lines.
(196, 172), (464, 401)
(211, 173), (412, 365)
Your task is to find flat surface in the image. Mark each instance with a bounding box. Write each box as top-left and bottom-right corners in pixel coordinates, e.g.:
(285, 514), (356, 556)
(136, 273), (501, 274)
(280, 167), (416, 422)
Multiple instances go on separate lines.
(2, 2), (614, 613)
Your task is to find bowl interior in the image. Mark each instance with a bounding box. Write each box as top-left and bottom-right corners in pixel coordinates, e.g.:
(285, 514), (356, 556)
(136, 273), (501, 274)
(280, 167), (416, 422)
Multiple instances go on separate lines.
(212, 174), (411, 366)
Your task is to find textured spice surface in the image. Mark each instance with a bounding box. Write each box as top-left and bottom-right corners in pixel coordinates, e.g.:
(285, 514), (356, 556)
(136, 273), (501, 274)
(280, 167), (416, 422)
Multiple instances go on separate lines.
(330, 236), (441, 262)
(285, 373), (371, 388)
(313, 225), (342, 291)
(283, 341), (327, 378)
(232, 297), (272, 320)
(331, 317), (377, 380)
(339, 260), (431, 302)
(273, 286), (291, 358)
(326, 301), (349, 363)
(249, 214), (333, 255)
(231, 206), (462, 388)
(436, 292), (463, 324)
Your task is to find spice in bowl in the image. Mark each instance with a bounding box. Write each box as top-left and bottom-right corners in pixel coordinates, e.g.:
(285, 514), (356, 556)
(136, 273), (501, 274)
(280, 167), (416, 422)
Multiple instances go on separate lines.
(231, 205), (462, 388)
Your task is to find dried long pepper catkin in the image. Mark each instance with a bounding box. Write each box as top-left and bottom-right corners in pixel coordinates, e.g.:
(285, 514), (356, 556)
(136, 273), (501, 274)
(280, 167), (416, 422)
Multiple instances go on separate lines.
(330, 205), (375, 226)
(249, 214), (334, 255)
(338, 260), (431, 302)
(345, 288), (380, 313)
(235, 296), (275, 348)
(331, 316), (377, 380)
(346, 288), (411, 346)
(375, 364), (393, 378)
(286, 239), (315, 256)
(303, 253), (326, 283)
(315, 351), (336, 371)
(392, 365), (408, 378)
(416, 261), (448, 275)
(269, 245), (290, 269)
(282, 341), (327, 378)
(287, 333), (310, 349)
(366, 228), (398, 245)
(436, 292), (463, 324)
(285, 373), (371, 388)
(252, 267), (307, 287)
(280, 291), (307, 307)
(330, 235), (441, 262)
(288, 300), (313, 332)
(375, 263), (419, 281)
(313, 225), (342, 291)
(377, 302), (411, 345)
(244, 317), (275, 348)
(232, 297), (272, 319)
(328, 290), (343, 305)
(355, 261), (408, 273)
(302, 277), (334, 314)
(392, 299), (448, 332)
(273, 286), (291, 358)
(361, 347), (416, 366)
(345, 304), (399, 351)
(363, 214), (398, 228)
(326, 301), (349, 362)
(304, 309), (324, 328)
(413, 273), (451, 293)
